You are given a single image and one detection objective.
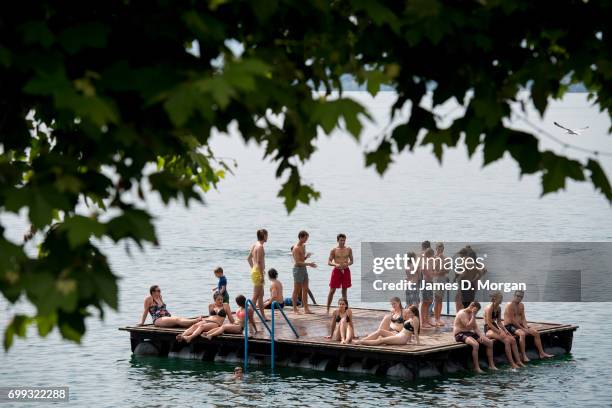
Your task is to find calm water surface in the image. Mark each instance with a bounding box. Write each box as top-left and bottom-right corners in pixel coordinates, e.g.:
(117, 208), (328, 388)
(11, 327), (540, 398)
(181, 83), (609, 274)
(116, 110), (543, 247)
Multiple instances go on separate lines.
(1, 93), (611, 407)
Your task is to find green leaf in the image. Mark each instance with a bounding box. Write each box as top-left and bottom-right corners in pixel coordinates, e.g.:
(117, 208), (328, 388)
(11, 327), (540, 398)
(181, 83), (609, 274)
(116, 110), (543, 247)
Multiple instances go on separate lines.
(391, 123), (419, 151)
(36, 314), (57, 337)
(586, 159), (612, 202)
(20, 21), (55, 48)
(106, 209), (157, 246)
(541, 152), (585, 195)
(4, 315), (32, 351)
(58, 22), (110, 54)
(277, 168), (320, 213)
(483, 131), (509, 165)
(421, 129), (455, 163)
(365, 140), (393, 174)
(62, 216), (106, 248)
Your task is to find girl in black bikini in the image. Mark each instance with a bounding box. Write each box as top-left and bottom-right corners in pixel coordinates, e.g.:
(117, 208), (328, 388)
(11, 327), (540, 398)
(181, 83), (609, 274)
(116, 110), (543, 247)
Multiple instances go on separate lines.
(360, 297), (407, 342)
(177, 293), (234, 343)
(484, 292), (524, 368)
(139, 285), (202, 328)
(325, 298), (354, 344)
(357, 305), (420, 346)
(204, 295), (258, 339)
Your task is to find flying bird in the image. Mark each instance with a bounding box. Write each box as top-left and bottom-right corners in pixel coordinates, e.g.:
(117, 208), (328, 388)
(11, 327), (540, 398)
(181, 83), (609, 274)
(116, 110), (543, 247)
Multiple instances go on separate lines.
(553, 122), (589, 135)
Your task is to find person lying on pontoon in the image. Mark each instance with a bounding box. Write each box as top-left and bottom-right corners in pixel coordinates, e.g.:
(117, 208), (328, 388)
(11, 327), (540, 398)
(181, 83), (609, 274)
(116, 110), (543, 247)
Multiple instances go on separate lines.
(356, 305), (420, 346)
(503, 290), (554, 361)
(176, 293), (234, 343)
(204, 295), (258, 340)
(325, 298), (354, 344)
(140, 285), (202, 328)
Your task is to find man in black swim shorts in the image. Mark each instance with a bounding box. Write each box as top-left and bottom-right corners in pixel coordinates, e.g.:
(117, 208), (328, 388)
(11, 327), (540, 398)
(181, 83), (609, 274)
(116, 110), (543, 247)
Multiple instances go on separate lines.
(453, 301), (497, 373)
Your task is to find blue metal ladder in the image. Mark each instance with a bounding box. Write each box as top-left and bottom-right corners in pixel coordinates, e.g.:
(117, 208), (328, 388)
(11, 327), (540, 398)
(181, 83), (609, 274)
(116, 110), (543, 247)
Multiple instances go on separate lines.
(244, 300), (299, 371)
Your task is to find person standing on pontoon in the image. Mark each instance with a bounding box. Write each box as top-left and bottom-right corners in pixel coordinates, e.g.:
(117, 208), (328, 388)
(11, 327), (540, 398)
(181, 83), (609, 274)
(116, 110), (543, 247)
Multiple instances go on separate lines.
(432, 242), (449, 327)
(247, 228), (268, 321)
(291, 230), (317, 314)
(503, 290), (554, 361)
(420, 247), (436, 328)
(325, 233), (353, 314)
(405, 251), (420, 308)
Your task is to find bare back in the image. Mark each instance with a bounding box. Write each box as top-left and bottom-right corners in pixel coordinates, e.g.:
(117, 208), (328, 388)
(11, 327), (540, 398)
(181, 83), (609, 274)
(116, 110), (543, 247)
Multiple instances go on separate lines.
(249, 242), (265, 270)
(270, 279), (283, 302)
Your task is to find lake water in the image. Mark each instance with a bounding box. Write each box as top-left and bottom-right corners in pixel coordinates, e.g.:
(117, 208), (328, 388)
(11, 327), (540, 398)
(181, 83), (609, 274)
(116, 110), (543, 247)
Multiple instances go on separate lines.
(1, 93), (611, 407)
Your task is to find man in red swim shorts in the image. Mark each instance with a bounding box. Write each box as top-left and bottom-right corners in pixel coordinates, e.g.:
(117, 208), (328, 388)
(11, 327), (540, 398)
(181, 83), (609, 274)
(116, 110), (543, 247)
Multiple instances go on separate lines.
(326, 233), (354, 314)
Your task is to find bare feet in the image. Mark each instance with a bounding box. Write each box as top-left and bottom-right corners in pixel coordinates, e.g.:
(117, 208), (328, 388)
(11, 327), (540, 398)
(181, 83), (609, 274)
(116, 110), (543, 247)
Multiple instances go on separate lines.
(293, 308), (302, 315)
(324, 335), (332, 340)
(435, 320), (445, 327)
(489, 365), (499, 371)
(203, 334), (212, 340)
(474, 367), (484, 374)
(522, 355), (530, 362)
(304, 308), (314, 314)
(540, 352), (554, 359)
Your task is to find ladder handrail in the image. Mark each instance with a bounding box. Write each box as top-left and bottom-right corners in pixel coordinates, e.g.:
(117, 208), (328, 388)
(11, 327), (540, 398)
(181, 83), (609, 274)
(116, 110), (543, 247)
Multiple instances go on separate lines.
(271, 301), (299, 338)
(244, 299), (271, 334)
(244, 299), (272, 371)
(243, 300), (300, 372)
(270, 301), (299, 371)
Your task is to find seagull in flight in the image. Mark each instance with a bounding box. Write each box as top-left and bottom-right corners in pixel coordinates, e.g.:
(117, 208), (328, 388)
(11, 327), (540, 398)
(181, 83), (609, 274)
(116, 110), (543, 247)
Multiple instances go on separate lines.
(553, 122), (589, 135)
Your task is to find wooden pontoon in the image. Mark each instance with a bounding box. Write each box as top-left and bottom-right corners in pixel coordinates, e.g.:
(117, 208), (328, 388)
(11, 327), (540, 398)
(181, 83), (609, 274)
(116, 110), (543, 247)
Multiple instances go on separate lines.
(119, 305), (577, 379)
